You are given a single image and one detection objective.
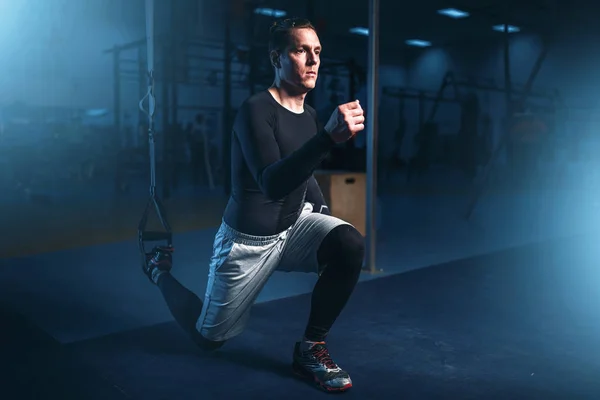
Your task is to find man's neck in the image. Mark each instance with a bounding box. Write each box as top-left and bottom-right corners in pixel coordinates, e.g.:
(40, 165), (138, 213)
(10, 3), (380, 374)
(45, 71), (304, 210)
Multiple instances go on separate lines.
(269, 82), (306, 114)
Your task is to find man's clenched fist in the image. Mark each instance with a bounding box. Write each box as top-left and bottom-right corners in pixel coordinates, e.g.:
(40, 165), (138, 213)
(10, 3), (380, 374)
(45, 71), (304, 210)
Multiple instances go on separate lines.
(324, 100), (365, 144)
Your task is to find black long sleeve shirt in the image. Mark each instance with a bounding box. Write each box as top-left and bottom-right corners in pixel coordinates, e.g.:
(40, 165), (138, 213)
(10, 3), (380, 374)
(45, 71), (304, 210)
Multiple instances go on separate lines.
(223, 90), (335, 236)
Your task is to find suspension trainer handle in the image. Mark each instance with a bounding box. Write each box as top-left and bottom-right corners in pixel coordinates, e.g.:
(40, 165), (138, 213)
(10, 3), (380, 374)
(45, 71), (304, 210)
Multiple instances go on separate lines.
(138, 193), (173, 267)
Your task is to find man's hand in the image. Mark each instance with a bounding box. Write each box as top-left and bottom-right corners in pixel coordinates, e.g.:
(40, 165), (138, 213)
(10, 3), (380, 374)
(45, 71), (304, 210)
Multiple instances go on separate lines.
(324, 100), (365, 144)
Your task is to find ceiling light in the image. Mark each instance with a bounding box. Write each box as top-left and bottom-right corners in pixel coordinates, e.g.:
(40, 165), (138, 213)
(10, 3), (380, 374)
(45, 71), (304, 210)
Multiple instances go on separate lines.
(349, 27), (369, 36)
(405, 39), (432, 48)
(437, 8), (470, 19)
(492, 24), (520, 33)
(254, 7), (287, 18)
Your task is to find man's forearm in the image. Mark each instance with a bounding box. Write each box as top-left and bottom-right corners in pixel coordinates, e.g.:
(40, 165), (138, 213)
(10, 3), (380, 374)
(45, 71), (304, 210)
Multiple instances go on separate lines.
(257, 130), (335, 199)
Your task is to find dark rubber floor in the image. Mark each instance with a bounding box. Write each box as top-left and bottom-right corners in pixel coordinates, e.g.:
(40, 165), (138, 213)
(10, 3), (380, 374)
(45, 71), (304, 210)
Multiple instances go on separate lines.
(2, 235), (599, 399)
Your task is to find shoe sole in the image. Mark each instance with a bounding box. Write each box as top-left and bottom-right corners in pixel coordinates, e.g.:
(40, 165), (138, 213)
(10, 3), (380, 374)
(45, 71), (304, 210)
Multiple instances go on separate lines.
(292, 361), (352, 392)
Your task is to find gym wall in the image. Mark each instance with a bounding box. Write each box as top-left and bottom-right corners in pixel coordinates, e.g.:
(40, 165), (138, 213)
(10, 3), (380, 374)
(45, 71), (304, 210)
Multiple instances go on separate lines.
(380, 31), (600, 166)
(0, 0), (144, 109)
(1, 0), (599, 163)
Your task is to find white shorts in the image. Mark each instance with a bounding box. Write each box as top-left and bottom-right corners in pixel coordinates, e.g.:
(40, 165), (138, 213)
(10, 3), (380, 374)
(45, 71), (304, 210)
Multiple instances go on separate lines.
(196, 203), (351, 342)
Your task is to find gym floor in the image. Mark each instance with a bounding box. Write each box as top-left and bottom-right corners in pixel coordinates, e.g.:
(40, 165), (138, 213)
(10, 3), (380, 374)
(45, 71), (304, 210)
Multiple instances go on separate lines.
(1, 179), (599, 398)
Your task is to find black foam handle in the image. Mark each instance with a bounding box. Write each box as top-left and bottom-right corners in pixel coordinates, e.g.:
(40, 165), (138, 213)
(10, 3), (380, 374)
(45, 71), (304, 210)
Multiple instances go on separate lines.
(140, 231), (172, 242)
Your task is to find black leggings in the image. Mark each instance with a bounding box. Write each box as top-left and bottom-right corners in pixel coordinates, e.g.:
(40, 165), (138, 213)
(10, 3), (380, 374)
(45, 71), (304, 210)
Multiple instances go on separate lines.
(157, 224), (365, 350)
(305, 224), (365, 342)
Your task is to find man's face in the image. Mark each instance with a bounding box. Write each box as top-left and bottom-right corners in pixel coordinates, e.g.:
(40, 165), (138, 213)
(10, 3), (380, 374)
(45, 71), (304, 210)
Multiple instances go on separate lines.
(275, 28), (321, 91)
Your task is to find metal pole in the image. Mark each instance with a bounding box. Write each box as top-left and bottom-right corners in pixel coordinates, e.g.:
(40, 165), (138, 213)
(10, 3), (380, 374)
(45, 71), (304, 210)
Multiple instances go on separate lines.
(364, 0), (380, 273)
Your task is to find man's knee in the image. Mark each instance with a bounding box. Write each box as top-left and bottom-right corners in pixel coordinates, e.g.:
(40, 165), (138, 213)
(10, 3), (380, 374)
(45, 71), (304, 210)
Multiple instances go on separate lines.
(191, 329), (227, 351)
(318, 224), (365, 268)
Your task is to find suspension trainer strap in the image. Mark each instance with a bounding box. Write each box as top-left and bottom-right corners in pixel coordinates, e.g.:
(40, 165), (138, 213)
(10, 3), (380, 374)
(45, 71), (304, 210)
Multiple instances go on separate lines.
(137, 0), (172, 265)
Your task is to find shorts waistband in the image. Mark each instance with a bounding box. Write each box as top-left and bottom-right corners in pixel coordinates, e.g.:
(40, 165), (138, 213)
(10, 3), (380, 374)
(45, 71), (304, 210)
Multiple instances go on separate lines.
(219, 220), (284, 246)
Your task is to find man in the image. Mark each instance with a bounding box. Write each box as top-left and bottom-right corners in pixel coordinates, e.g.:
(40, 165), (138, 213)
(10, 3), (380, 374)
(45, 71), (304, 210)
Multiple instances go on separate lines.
(142, 18), (365, 392)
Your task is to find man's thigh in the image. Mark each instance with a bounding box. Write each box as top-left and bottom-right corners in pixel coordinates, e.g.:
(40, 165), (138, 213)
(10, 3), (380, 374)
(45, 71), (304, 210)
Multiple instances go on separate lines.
(277, 204), (351, 274)
(196, 223), (284, 342)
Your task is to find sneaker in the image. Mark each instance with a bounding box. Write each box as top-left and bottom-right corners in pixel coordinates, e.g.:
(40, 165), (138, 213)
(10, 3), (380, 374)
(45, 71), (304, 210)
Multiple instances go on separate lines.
(143, 245), (174, 283)
(292, 341), (352, 392)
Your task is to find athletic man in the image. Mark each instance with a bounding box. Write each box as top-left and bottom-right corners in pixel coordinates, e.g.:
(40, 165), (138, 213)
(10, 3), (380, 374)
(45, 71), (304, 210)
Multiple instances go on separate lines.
(142, 18), (365, 392)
